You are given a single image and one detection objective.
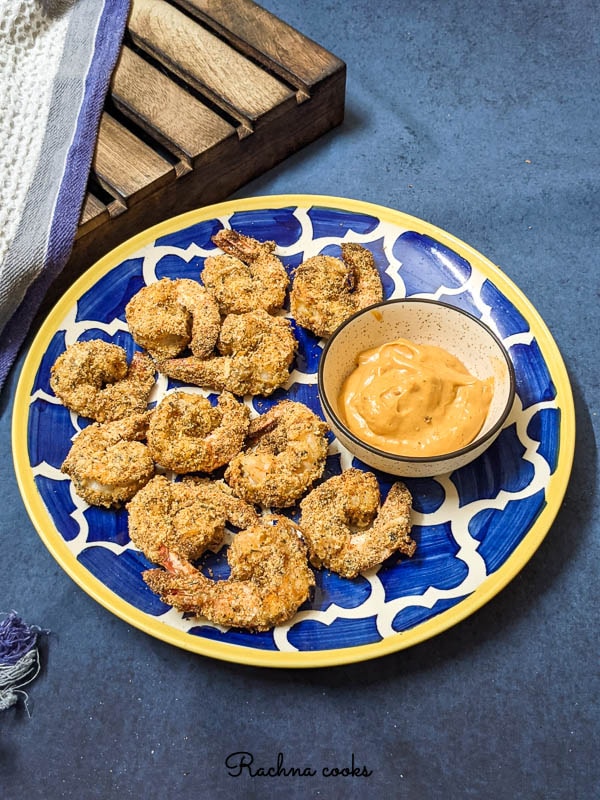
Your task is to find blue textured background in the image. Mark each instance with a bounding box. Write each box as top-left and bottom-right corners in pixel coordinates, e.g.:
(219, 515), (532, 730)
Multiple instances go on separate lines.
(2, 2), (598, 799)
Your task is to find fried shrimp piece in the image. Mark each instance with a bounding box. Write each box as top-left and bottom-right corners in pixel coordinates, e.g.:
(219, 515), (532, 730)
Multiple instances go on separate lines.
(50, 340), (155, 423)
(299, 468), (416, 578)
(147, 390), (250, 473)
(202, 228), (290, 314)
(125, 278), (221, 360)
(127, 474), (258, 565)
(224, 400), (329, 508)
(143, 515), (314, 631)
(158, 310), (297, 397)
(289, 243), (383, 338)
(61, 413), (154, 508)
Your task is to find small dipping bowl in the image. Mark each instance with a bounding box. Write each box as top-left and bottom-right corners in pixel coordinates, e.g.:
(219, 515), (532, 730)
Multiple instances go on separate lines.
(318, 298), (516, 478)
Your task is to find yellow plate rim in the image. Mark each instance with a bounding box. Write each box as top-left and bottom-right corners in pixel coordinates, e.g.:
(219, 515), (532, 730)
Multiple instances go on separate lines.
(12, 194), (575, 668)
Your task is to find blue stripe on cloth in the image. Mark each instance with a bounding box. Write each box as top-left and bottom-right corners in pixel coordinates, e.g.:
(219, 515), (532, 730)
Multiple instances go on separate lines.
(0, 0), (130, 391)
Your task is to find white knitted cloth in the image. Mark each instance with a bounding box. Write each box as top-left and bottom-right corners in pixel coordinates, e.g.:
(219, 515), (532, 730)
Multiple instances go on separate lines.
(0, 2), (70, 320)
(0, 0), (130, 389)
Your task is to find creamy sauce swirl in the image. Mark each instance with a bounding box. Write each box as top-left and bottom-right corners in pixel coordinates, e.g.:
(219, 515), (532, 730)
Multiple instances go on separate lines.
(339, 338), (494, 457)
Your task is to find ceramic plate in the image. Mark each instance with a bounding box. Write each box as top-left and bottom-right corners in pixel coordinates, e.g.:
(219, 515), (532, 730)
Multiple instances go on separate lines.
(13, 196), (575, 668)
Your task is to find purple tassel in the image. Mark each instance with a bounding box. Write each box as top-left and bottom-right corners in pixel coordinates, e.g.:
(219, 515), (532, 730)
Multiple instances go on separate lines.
(0, 612), (45, 712)
(0, 612), (40, 665)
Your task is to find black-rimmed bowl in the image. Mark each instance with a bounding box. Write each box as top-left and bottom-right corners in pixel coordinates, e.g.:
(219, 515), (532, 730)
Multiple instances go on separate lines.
(318, 298), (516, 478)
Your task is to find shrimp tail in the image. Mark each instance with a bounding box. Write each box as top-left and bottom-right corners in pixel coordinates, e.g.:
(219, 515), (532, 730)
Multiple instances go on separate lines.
(156, 545), (198, 575)
(143, 566), (211, 612)
(245, 404), (282, 441)
(128, 350), (156, 382)
(157, 355), (228, 391)
(373, 482), (416, 557)
(212, 229), (276, 262)
(341, 243), (383, 305)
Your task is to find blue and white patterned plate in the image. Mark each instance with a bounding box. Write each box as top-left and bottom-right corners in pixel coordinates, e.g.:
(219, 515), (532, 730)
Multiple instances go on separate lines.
(13, 196), (575, 667)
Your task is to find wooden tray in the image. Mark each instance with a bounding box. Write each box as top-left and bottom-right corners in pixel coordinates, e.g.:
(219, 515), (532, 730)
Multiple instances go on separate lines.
(72, 0), (345, 276)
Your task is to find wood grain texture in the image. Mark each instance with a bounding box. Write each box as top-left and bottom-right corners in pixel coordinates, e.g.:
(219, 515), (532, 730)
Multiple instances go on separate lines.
(175, 0), (344, 96)
(111, 45), (236, 167)
(93, 112), (175, 205)
(68, 0), (345, 287)
(78, 193), (108, 237)
(128, 0), (295, 132)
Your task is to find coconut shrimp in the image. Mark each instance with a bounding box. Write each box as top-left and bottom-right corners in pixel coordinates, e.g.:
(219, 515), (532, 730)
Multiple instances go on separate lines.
(225, 400), (329, 508)
(299, 468), (415, 578)
(50, 340), (155, 423)
(61, 412), (154, 508)
(125, 278), (221, 360)
(147, 391), (250, 473)
(289, 243), (383, 338)
(143, 515), (314, 631)
(158, 310), (297, 397)
(127, 474), (258, 566)
(201, 228), (290, 314)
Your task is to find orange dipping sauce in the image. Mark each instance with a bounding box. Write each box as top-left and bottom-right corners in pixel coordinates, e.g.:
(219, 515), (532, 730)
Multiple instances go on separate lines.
(339, 338), (494, 457)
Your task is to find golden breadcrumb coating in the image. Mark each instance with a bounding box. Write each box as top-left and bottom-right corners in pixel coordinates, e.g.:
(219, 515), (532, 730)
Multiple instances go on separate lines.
(125, 278), (221, 360)
(61, 412), (154, 508)
(158, 310), (297, 397)
(290, 242), (383, 338)
(202, 229), (289, 314)
(147, 390), (250, 473)
(127, 474), (258, 565)
(50, 340), (155, 423)
(225, 400), (329, 508)
(300, 468), (415, 578)
(143, 515), (314, 631)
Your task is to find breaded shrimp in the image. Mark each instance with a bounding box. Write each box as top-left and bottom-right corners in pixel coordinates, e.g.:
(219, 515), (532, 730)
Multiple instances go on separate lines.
(158, 310), (297, 397)
(289, 243), (383, 338)
(147, 390), (250, 473)
(50, 340), (155, 423)
(127, 474), (258, 565)
(202, 228), (290, 314)
(143, 515), (314, 631)
(225, 400), (329, 508)
(299, 469), (415, 578)
(61, 412), (154, 508)
(125, 278), (221, 360)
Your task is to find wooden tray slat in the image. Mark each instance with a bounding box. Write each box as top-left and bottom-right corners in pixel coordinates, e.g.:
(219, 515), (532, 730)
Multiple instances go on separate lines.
(93, 113), (176, 205)
(175, 0), (344, 96)
(128, 0), (296, 133)
(79, 192), (108, 236)
(111, 45), (237, 168)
